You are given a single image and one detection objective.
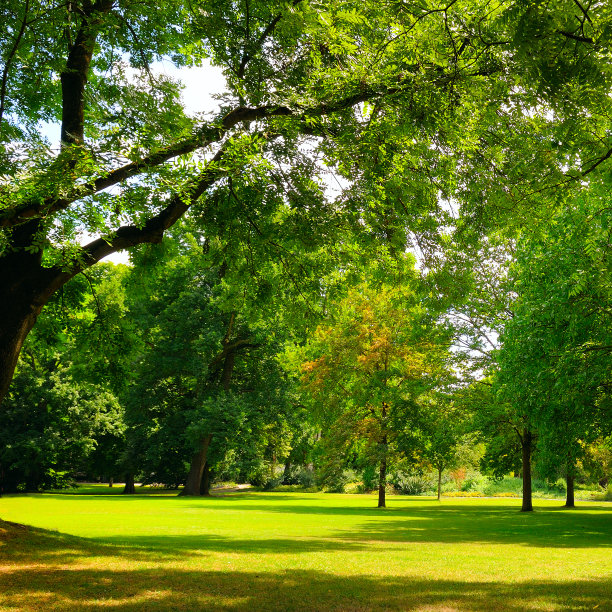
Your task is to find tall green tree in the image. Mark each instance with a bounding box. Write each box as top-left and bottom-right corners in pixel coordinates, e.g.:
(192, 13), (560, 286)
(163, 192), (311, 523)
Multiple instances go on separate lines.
(122, 229), (299, 495)
(0, 264), (128, 492)
(298, 264), (452, 507)
(1, 0), (611, 404)
(498, 190), (612, 508)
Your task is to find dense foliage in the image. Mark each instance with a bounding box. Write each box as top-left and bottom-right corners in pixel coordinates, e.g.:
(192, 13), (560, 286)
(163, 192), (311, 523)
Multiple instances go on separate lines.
(1, 1), (612, 505)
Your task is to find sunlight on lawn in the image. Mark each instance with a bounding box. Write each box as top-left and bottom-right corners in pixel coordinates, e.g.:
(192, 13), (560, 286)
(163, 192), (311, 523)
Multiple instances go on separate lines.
(1, 491), (611, 611)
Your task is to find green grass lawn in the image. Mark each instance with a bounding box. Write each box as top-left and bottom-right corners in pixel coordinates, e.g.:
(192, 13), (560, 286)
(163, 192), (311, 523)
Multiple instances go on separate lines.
(1, 489), (611, 611)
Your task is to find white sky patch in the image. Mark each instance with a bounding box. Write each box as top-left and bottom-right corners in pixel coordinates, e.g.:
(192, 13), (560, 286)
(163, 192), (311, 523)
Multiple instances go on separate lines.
(152, 60), (227, 117)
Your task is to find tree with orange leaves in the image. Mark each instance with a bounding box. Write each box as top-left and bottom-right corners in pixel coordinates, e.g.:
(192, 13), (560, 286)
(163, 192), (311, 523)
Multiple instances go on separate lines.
(300, 268), (452, 507)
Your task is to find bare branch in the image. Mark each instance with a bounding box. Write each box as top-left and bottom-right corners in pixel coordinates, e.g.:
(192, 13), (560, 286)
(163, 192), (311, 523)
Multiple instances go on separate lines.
(237, 0), (303, 79)
(557, 29), (594, 43)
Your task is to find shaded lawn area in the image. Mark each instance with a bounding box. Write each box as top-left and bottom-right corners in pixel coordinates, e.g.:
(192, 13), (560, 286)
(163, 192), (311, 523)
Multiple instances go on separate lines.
(1, 491), (611, 611)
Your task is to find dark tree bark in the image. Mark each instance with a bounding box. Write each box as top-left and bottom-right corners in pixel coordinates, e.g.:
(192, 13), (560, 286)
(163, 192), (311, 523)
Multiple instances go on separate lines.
(60, 1), (114, 146)
(565, 473), (575, 508)
(378, 402), (388, 508)
(200, 463), (212, 496)
(437, 466), (443, 501)
(520, 428), (534, 512)
(0, 221), (69, 403)
(180, 434), (213, 496)
(378, 455), (387, 508)
(122, 473), (135, 495)
(282, 460), (292, 484)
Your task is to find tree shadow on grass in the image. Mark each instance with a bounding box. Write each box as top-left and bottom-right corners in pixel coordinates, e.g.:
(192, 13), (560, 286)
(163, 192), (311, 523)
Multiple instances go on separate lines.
(2, 520), (612, 611)
(1, 522), (372, 564)
(1, 565), (611, 611)
(9, 493), (612, 550)
(167, 498), (612, 550)
(336, 504), (612, 549)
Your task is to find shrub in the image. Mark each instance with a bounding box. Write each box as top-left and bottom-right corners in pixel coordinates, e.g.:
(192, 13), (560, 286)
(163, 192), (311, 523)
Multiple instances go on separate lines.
(262, 475), (285, 491)
(282, 465), (315, 487)
(361, 465), (378, 491)
(389, 471), (433, 495)
(323, 469), (357, 493)
(482, 476), (523, 496)
(460, 470), (487, 492)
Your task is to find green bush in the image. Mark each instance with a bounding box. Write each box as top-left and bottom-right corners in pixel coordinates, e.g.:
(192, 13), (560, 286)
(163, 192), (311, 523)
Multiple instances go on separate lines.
(389, 471), (433, 495)
(323, 469), (357, 493)
(361, 465), (378, 491)
(461, 470), (487, 492)
(283, 466), (316, 488)
(482, 476), (523, 496)
(262, 475), (285, 491)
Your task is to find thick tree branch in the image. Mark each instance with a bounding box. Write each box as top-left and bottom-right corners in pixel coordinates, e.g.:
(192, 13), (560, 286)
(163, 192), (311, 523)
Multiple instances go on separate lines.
(581, 145), (612, 177)
(68, 145), (228, 274)
(60, 0), (114, 145)
(209, 338), (259, 369)
(0, 67), (466, 230)
(557, 30), (594, 43)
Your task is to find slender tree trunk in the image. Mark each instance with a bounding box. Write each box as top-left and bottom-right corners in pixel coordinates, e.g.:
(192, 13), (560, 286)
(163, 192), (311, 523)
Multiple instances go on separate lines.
(378, 456), (387, 508)
(122, 473), (135, 495)
(378, 402), (388, 508)
(108, 477), (113, 487)
(180, 434), (213, 496)
(378, 430), (388, 508)
(437, 467), (443, 501)
(521, 428), (534, 512)
(565, 473), (575, 508)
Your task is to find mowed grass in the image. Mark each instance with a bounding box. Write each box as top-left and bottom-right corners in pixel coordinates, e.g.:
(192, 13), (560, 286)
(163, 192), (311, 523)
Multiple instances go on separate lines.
(1, 489), (611, 611)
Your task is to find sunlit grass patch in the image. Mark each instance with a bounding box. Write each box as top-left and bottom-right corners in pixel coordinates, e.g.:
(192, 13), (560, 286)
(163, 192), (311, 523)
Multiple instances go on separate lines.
(1, 492), (611, 610)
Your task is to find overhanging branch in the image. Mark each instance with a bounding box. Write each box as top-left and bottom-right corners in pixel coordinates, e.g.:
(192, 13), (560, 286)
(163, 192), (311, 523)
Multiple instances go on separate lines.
(1, 67), (464, 230)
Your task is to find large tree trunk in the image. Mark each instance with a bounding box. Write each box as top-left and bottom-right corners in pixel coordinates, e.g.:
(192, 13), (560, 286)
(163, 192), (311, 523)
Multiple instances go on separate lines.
(0, 306), (39, 403)
(521, 428), (534, 512)
(122, 473), (135, 495)
(180, 434), (213, 496)
(200, 463), (212, 496)
(0, 223), (67, 404)
(565, 472), (575, 508)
